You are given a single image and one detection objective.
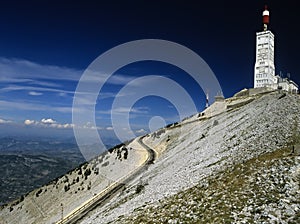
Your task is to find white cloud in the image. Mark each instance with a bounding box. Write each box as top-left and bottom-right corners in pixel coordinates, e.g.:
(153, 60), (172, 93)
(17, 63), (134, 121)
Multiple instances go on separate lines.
(23, 119), (103, 130)
(1, 85), (74, 95)
(0, 100), (73, 113)
(58, 92), (67, 97)
(0, 118), (12, 124)
(136, 128), (147, 134)
(98, 106), (149, 115)
(0, 57), (82, 82)
(82, 122), (102, 130)
(24, 118), (73, 129)
(0, 57), (151, 121)
(28, 91), (43, 96)
(106, 127), (114, 131)
(49, 123), (75, 129)
(41, 118), (56, 124)
(108, 74), (136, 85)
(0, 57), (138, 88)
(24, 119), (37, 125)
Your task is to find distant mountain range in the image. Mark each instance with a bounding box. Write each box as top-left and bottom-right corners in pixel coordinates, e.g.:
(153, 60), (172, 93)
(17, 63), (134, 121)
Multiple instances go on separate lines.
(0, 137), (119, 206)
(0, 138), (84, 205)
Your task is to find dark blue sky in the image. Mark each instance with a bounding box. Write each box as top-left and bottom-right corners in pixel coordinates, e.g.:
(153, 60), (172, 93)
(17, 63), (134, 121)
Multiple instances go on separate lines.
(0, 0), (299, 140)
(2, 1), (299, 88)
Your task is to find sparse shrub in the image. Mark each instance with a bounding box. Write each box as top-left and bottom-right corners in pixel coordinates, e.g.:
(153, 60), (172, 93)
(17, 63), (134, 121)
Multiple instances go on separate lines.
(87, 181), (91, 190)
(64, 184), (70, 192)
(76, 176), (79, 183)
(124, 151), (128, 160)
(109, 143), (125, 153)
(102, 161), (109, 167)
(64, 176), (69, 183)
(20, 195), (24, 202)
(9, 207), (13, 212)
(78, 168), (82, 175)
(35, 189), (42, 197)
(116, 148), (122, 160)
(98, 156), (104, 164)
(156, 129), (165, 138)
(11, 200), (19, 207)
(166, 135), (170, 142)
(94, 167), (99, 175)
(213, 120), (219, 126)
(136, 184), (144, 194)
(123, 148), (128, 160)
(165, 123), (173, 128)
(84, 168), (91, 179)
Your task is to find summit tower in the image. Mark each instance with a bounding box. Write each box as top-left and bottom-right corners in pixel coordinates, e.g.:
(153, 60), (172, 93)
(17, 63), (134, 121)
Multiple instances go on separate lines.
(254, 5), (277, 88)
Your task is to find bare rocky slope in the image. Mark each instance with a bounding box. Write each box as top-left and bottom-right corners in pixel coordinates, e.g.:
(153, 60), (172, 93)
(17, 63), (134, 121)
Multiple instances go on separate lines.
(81, 91), (300, 224)
(1, 90), (300, 224)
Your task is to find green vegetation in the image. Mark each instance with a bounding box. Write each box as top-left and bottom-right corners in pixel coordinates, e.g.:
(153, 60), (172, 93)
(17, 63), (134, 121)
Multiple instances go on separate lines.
(35, 189), (42, 197)
(102, 161), (109, 167)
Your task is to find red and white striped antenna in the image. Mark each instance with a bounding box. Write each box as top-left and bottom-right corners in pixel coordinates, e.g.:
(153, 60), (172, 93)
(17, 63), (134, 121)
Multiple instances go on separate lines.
(262, 5), (270, 31)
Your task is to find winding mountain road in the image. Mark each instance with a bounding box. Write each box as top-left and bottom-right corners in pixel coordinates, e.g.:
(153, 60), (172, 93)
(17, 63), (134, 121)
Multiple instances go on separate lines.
(56, 136), (156, 224)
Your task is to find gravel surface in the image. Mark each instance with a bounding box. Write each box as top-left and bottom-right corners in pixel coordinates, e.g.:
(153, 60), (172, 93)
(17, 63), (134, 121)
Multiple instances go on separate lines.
(81, 92), (300, 224)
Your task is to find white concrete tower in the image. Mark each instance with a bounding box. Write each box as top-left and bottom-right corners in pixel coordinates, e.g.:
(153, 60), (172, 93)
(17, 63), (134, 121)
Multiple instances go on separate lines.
(254, 5), (277, 88)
